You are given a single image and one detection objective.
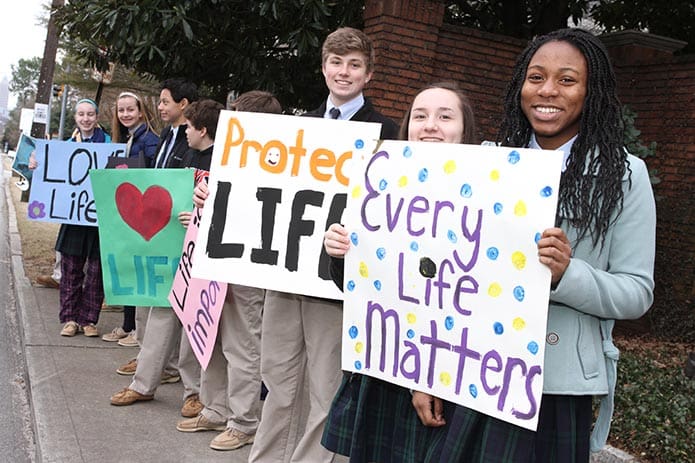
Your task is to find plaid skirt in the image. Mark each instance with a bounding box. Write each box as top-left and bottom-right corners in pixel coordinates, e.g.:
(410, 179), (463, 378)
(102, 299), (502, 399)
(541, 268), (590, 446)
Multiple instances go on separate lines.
(422, 394), (592, 463)
(321, 373), (435, 463)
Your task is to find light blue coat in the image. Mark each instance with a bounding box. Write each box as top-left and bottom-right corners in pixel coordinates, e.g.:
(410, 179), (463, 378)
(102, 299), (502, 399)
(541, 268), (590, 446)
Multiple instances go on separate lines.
(543, 153), (656, 451)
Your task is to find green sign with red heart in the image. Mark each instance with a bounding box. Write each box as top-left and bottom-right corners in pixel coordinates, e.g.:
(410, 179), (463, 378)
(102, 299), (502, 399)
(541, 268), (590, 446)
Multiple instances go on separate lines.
(90, 168), (194, 307)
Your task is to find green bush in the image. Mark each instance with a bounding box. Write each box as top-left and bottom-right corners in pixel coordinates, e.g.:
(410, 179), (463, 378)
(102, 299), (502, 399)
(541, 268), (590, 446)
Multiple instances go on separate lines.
(609, 337), (695, 462)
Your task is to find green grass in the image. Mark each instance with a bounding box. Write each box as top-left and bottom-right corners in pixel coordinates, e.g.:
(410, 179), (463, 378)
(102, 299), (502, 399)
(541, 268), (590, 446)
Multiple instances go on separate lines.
(608, 336), (695, 462)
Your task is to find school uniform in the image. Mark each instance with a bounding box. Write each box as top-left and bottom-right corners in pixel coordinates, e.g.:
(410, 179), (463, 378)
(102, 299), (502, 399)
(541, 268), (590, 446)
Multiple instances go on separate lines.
(129, 124), (201, 401)
(249, 95), (398, 463)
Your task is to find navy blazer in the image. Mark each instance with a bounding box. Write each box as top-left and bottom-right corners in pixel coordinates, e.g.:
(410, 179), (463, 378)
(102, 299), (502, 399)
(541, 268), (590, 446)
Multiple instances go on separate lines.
(303, 98), (399, 140)
(153, 124), (194, 169)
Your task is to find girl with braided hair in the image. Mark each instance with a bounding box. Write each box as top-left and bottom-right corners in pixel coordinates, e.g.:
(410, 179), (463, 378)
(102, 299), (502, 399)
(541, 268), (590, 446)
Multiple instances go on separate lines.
(410, 28), (656, 462)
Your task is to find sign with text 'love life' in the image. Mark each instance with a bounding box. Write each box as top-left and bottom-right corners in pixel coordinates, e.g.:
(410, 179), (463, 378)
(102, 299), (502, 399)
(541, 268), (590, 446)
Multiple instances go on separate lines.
(168, 204), (228, 370)
(192, 111), (381, 299)
(90, 168), (194, 307)
(27, 140), (126, 226)
(341, 141), (563, 431)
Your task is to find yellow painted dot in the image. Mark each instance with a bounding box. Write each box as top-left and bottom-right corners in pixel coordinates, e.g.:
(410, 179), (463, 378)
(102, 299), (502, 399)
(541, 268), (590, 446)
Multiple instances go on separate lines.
(444, 160), (456, 174)
(514, 200), (527, 216)
(512, 317), (526, 331)
(359, 261), (369, 278)
(355, 342), (364, 353)
(351, 185), (362, 198)
(439, 372), (452, 386)
(406, 312), (417, 324)
(488, 282), (502, 297)
(398, 175), (408, 187)
(490, 169), (500, 181)
(511, 251), (526, 270)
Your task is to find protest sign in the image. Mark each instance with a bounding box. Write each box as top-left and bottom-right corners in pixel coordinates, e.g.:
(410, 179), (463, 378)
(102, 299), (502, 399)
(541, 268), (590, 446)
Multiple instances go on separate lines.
(168, 204), (227, 370)
(91, 168), (194, 306)
(11, 134), (37, 191)
(27, 140), (126, 226)
(340, 141), (563, 430)
(192, 111), (381, 299)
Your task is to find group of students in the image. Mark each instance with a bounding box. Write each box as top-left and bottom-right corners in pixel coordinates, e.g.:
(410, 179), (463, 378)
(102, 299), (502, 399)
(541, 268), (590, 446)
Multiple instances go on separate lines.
(37, 24), (655, 463)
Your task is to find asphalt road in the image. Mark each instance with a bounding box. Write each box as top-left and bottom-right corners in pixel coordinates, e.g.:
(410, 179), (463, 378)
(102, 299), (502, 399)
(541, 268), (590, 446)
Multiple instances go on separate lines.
(0, 167), (36, 462)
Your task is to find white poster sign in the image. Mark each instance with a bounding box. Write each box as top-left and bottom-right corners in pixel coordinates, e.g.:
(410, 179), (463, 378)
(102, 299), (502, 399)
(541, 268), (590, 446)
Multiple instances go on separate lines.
(340, 140), (563, 430)
(192, 111), (382, 299)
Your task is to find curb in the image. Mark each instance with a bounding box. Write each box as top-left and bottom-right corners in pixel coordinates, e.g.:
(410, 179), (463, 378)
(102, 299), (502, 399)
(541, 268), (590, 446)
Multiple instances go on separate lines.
(592, 445), (641, 463)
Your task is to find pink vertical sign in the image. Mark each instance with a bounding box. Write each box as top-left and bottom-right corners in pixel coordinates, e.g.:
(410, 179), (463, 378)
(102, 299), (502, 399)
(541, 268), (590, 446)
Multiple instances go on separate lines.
(168, 204), (227, 370)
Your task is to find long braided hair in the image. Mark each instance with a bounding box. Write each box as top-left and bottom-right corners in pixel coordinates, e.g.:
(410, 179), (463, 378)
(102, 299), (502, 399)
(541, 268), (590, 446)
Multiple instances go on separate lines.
(497, 28), (628, 248)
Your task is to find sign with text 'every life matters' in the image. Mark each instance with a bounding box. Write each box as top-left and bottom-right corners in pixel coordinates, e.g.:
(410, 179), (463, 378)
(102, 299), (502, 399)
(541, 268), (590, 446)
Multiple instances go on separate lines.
(191, 111), (381, 299)
(27, 140), (126, 226)
(341, 141), (563, 431)
(90, 168), (193, 307)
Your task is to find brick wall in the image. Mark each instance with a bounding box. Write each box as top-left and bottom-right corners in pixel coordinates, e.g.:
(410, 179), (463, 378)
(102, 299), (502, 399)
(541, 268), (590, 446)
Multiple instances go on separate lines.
(363, 0), (695, 336)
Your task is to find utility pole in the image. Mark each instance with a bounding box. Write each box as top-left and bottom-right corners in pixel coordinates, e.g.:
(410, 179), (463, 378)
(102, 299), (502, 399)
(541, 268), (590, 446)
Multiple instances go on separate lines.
(30, 0), (65, 141)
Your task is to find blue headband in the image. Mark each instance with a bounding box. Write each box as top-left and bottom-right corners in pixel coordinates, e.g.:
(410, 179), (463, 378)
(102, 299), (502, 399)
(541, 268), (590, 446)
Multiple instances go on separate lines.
(77, 98), (99, 113)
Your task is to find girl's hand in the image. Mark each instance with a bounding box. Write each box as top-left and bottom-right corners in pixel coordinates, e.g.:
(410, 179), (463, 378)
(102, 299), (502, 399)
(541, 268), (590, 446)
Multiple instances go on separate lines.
(323, 223), (350, 258)
(193, 181), (209, 209)
(178, 211), (192, 228)
(412, 391), (446, 427)
(537, 227), (572, 285)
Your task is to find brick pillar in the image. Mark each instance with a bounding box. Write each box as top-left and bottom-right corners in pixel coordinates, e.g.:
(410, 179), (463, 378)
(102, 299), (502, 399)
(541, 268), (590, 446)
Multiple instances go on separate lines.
(363, 0), (446, 121)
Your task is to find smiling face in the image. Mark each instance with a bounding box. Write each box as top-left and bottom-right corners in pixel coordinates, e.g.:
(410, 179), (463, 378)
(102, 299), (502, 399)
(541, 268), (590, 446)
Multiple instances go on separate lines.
(117, 96), (143, 129)
(158, 88), (186, 126)
(74, 101), (98, 138)
(521, 40), (587, 150)
(407, 87), (465, 144)
(322, 51), (373, 107)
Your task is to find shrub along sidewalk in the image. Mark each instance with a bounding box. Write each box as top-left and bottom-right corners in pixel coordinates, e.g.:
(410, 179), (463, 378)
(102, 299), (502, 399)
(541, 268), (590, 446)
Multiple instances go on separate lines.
(609, 336), (694, 462)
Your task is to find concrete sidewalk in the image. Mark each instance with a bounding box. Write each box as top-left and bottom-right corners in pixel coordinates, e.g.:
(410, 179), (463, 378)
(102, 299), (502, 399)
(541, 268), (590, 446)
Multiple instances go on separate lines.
(5, 179), (250, 462)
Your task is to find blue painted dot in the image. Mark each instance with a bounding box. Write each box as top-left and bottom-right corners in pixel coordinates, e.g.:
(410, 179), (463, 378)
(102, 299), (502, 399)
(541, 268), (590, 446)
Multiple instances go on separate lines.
(460, 183), (472, 198)
(403, 146), (413, 158)
(508, 150), (521, 164)
(445, 316), (455, 330)
(540, 186), (553, 197)
(493, 322), (504, 335)
(350, 232), (359, 246)
(354, 360), (362, 370)
(447, 230), (457, 243)
(407, 329), (415, 339)
(373, 280), (382, 291)
(410, 241), (419, 251)
(527, 341), (539, 355)
(349, 326), (358, 339)
(376, 247), (386, 260)
(493, 202), (503, 214)
(379, 179), (388, 191)
(418, 168), (429, 182)
(534, 232), (542, 244)
(513, 286), (525, 302)
(469, 384), (478, 398)
(355, 139), (364, 149)
(487, 247), (499, 260)
(347, 280), (356, 291)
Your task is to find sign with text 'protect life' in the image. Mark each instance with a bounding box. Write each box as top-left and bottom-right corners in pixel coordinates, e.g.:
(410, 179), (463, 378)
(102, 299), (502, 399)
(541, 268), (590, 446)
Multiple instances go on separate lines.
(341, 141), (563, 431)
(27, 140), (126, 226)
(191, 111), (381, 299)
(90, 168), (193, 307)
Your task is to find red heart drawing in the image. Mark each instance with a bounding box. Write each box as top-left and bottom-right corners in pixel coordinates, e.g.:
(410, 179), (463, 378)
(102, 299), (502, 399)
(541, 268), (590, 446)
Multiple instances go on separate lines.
(115, 182), (173, 241)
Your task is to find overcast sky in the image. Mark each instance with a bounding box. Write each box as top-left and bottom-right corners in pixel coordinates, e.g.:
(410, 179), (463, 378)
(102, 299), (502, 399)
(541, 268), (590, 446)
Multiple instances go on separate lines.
(1, 0), (50, 104)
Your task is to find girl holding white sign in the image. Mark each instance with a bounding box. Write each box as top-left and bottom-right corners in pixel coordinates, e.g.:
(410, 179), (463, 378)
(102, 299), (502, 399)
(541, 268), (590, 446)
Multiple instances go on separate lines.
(321, 81), (477, 462)
(408, 28), (656, 462)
